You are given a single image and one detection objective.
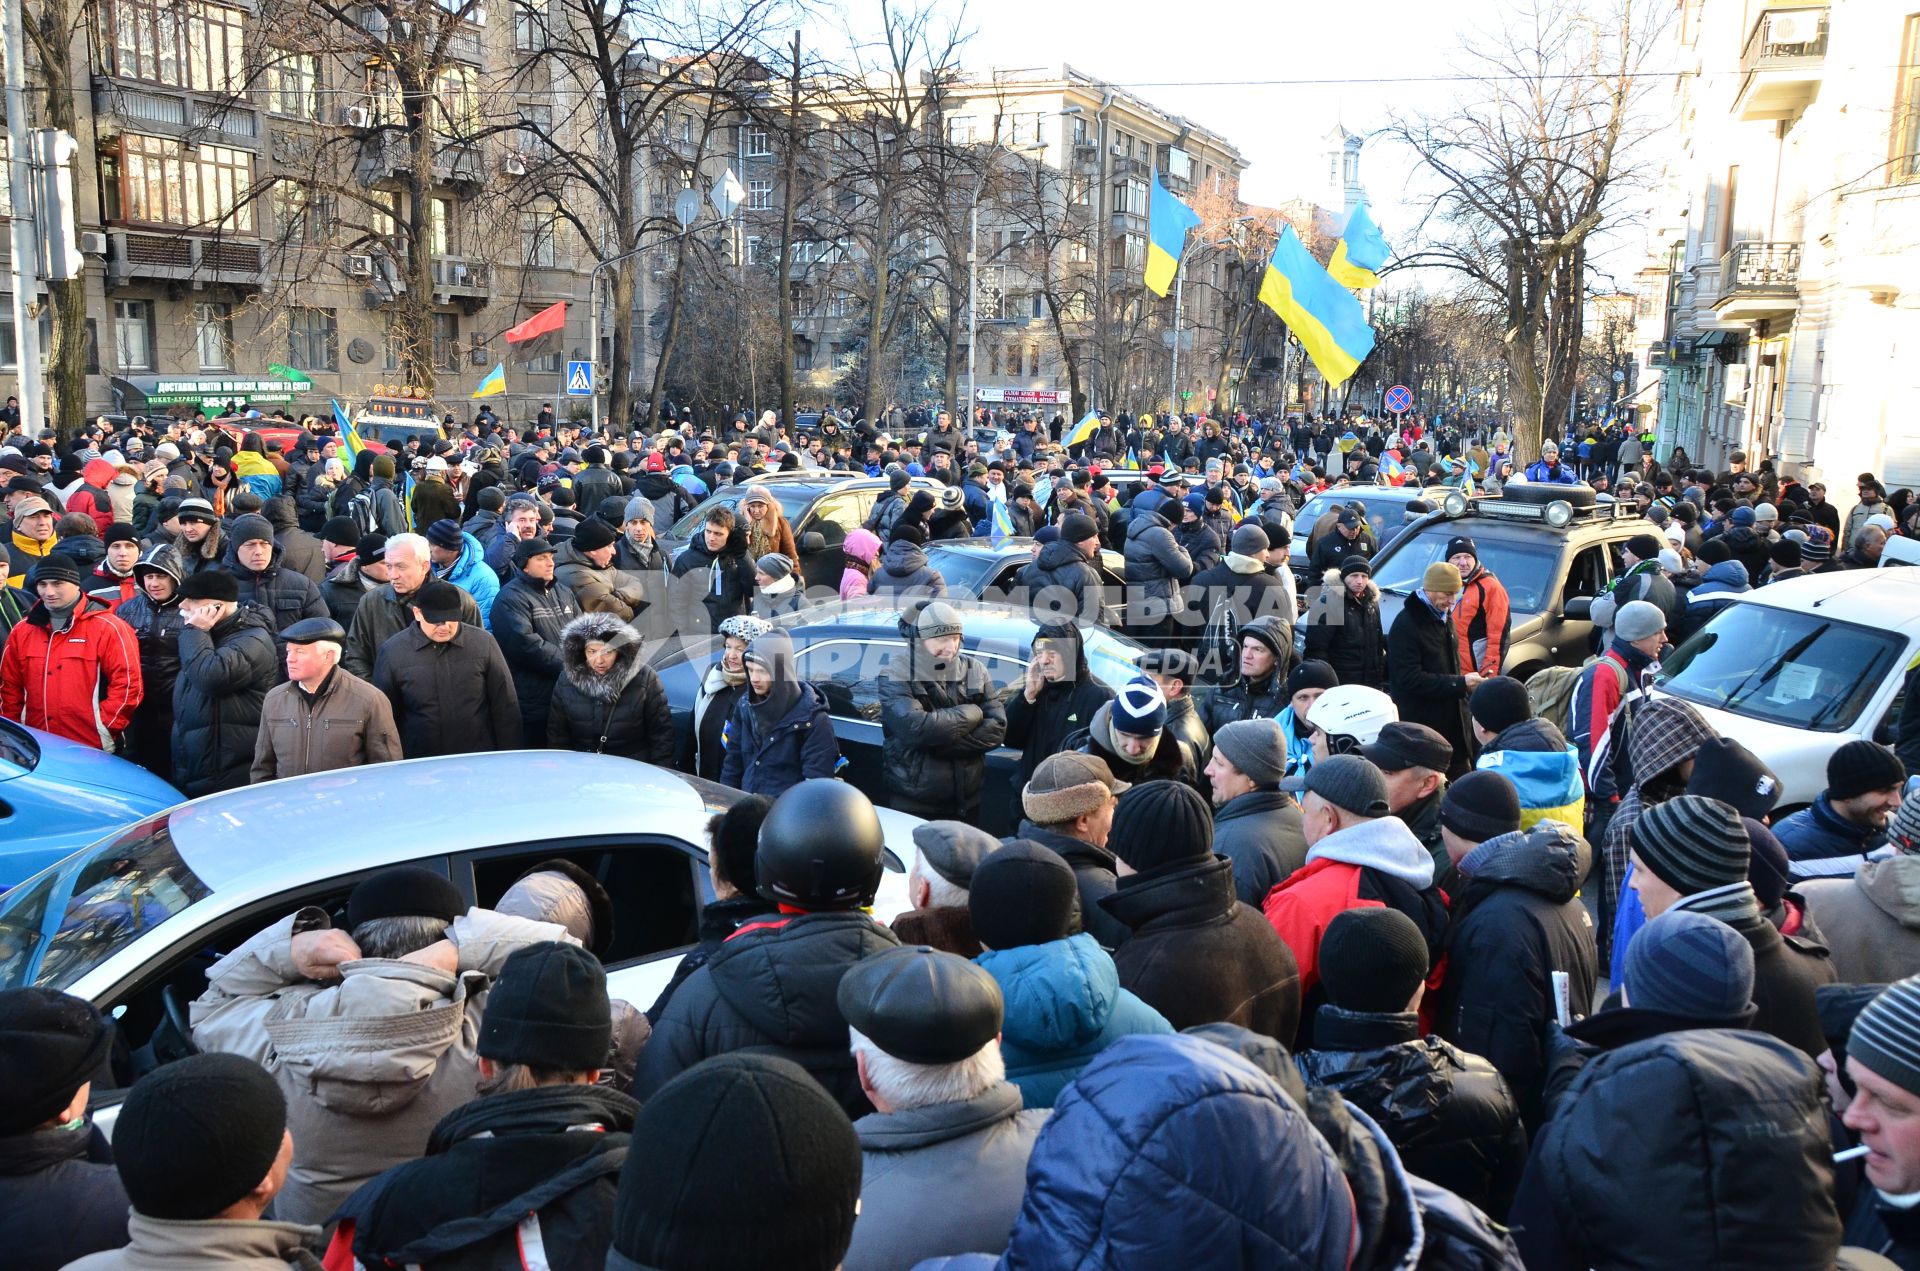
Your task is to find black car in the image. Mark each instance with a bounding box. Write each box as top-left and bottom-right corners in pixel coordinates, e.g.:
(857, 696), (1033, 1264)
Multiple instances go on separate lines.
(922, 537), (1131, 625)
(659, 472), (944, 589)
(650, 599), (1150, 834)
(1290, 484), (1438, 590)
(1367, 483), (1650, 676)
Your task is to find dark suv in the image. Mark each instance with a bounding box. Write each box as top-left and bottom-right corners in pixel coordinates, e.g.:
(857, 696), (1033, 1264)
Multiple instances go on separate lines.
(660, 472), (944, 588)
(1366, 484), (1650, 677)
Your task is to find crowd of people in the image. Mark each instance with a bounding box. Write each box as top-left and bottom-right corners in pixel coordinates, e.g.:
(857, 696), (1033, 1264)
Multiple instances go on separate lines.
(4, 402), (1920, 1268)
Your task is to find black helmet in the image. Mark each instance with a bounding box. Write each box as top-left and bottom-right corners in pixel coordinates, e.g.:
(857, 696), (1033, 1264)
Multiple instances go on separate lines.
(756, 779), (885, 910)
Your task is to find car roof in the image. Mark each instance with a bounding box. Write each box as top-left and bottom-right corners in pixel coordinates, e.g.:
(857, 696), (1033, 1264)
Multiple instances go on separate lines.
(1718, 568), (1920, 628)
(167, 753), (707, 892)
(923, 537), (1041, 560)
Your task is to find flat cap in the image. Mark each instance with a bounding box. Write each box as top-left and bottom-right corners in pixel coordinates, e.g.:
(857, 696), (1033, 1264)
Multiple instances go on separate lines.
(1361, 720), (1454, 774)
(837, 945), (1003, 1064)
(280, 617), (347, 645)
(410, 579), (465, 623)
(911, 820), (999, 890)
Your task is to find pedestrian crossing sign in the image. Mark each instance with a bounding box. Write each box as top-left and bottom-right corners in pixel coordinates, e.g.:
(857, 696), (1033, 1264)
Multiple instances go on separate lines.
(566, 360), (594, 396)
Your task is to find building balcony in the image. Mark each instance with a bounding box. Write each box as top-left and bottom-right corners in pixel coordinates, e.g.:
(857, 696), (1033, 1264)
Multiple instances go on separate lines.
(354, 130), (484, 193)
(1712, 240), (1801, 322)
(1734, 6), (1827, 121)
(430, 254), (491, 311)
(106, 228), (265, 290)
(91, 77), (261, 149)
(1071, 143), (1099, 168)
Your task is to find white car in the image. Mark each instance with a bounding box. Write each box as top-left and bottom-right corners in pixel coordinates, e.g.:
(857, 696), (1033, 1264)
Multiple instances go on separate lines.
(1652, 570), (1920, 812)
(0, 752), (922, 1108)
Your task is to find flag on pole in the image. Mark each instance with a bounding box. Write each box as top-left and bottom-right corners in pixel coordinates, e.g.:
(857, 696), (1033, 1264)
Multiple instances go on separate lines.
(1144, 169), (1201, 297)
(472, 362), (506, 399)
(710, 167), (746, 219)
(1257, 226), (1376, 388)
(1328, 202), (1391, 289)
(1031, 474), (1054, 513)
(331, 399), (365, 462)
(1123, 445), (1140, 470)
(266, 362), (313, 389)
(1064, 411), (1101, 449)
(504, 301), (567, 365)
(989, 497), (1015, 542)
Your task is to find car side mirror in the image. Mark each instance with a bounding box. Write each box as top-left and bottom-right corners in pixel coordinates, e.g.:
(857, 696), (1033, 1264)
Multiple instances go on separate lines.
(799, 531), (826, 554)
(1562, 596), (1593, 622)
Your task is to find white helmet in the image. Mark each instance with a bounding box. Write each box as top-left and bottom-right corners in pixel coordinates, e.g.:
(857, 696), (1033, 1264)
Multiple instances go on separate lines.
(1305, 685), (1399, 748)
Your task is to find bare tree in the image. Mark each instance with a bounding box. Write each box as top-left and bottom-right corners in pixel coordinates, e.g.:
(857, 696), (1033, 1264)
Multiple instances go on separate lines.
(1387, 0), (1667, 459)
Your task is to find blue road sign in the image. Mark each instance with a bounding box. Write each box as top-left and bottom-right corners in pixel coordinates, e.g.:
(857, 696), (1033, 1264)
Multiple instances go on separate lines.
(1384, 384), (1413, 415)
(566, 360), (594, 396)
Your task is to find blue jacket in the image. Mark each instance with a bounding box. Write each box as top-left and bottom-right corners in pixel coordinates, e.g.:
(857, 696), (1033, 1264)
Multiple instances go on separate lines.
(717, 682), (840, 799)
(1686, 558), (1752, 602)
(1524, 460), (1579, 484)
(438, 530), (501, 627)
(1775, 793), (1889, 880)
(975, 934), (1172, 1108)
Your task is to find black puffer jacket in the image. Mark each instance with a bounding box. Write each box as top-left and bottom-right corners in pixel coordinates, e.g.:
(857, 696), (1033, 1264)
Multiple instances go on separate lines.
(1434, 822), (1597, 1132)
(1017, 540), (1104, 624)
(1510, 1026), (1841, 1271)
(1297, 1006), (1526, 1218)
(878, 643), (1007, 817)
(546, 612), (674, 765)
(490, 572), (582, 734)
(319, 559), (375, 628)
(333, 1084), (635, 1271)
(1003, 622), (1111, 784)
(634, 910), (901, 1117)
(116, 545), (185, 781)
(229, 545), (328, 636)
(1201, 668), (1288, 732)
(263, 497), (327, 582)
(867, 538), (949, 600)
(1120, 494), (1192, 620)
(1386, 593), (1473, 770)
(1175, 518), (1221, 576)
(372, 623), (521, 757)
(0, 1124), (128, 1271)
(170, 605), (278, 797)
(1303, 572), (1387, 689)
(1099, 855), (1301, 1046)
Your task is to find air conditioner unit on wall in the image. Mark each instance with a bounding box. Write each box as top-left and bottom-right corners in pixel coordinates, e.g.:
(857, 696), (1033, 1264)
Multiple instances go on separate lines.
(346, 254), (374, 277)
(1768, 10), (1815, 44)
(79, 231), (107, 255)
(505, 153), (527, 176)
(344, 105), (372, 129)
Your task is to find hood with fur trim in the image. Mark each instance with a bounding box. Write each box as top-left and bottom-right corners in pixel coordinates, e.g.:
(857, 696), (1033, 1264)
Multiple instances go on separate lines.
(558, 611), (644, 699)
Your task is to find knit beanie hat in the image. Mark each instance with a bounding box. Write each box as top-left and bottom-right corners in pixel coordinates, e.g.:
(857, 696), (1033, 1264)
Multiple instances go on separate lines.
(1060, 511), (1099, 544)
(1110, 679), (1169, 738)
(606, 1053), (861, 1271)
(1469, 676), (1533, 735)
(755, 552), (794, 581)
(1622, 909), (1755, 1022)
(230, 513), (274, 546)
(1851, 977), (1920, 1099)
(1319, 908), (1430, 1014)
(1440, 770), (1523, 843)
(425, 518), (463, 552)
(478, 942), (612, 1071)
(1685, 737), (1782, 821)
(890, 519), (927, 546)
(321, 516), (361, 548)
(912, 599), (964, 641)
(969, 841), (1081, 950)
(1423, 561), (1463, 595)
(1109, 780), (1214, 873)
(1613, 599), (1667, 642)
(1745, 818), (1793, 911)
(176, 570), (239, 603)
(572, 517), (617, 553)
(1288, 659), (1339, 696)
(1771, 538), (1803, 568)
(113, 1053), (287, 1220)
(1803, 526), (1834, 562)
(0, 987), (111, 1134)
(1626, 532), (1664, 561)
(1630, 795), (1752, 895)
(1213, 718), (1288, 788)
(1340, 554), (1372, 579)
(1444, 535), (1478, 562)
(623, 495), (655, 525)
(372, 454), (396, 480)
(29, 556), (81, 588)
(1229, 523), (1269, 556)
(1892, 786), (1920, 852)
(1828, 739), (1908, 801)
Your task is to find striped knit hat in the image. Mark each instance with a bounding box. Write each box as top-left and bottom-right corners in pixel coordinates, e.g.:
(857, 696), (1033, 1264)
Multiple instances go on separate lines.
(1892, 786), (1920, 853)
(1629, 795), (1751, 896)
(1850, 976), (1920, 1097)
(1622, 910), (1754, 1023)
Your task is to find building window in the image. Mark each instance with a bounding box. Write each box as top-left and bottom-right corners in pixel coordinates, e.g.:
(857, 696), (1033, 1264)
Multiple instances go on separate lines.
(288, 307), (338, 372)
(1897, 15), (1920, 181)
(434, 65), (479, 137)
(113, 300), (154, 371)
(745, 125), (770, 156)
(744, 235), (761, 265)
(521, 103), (552, 156)
(98, 0), (244, 93)
(521, 201), (557, 267)
(432, 313), (460, 371)
(747, 179), (772, 211)
(1073, 117), (1089, 146)
(267, 52), (318, 118)
(946, 116), (976, 145)
(430, 197), (456, 255)
(194, 302), (231, 370)
(1068, 239), (1090, 263)
(272, 182), (324, 244)
(119, 134), (254, 231)
(513, 0), (547, 49)
(825, 290), (852, 317)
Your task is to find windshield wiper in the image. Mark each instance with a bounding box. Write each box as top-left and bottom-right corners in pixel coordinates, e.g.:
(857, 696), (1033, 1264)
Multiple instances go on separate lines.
(1722, 624), (1827, 713)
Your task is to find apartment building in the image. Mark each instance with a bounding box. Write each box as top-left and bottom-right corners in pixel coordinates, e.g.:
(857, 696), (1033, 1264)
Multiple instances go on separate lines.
(1633, 0), (1920, 490)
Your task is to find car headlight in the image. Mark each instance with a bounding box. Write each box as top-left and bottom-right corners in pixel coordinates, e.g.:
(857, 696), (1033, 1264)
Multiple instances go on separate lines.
(1441, 491), (1469, 518)
(1545, 500), (1573, 528)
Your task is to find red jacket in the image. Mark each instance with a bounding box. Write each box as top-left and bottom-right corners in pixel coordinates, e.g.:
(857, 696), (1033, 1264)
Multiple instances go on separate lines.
(1453, 567), (1511, 678)
(62, 459), (120, 537)
(88, 564), (136, 611)
(0, 595), (142, 747)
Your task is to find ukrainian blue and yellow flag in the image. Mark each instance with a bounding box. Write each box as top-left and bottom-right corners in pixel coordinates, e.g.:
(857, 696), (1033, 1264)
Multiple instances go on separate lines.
(1144, 170), (1201, 298)
(1064, 411), (1101, 448)
(1327, 202), (1390, 290)
(989, 497), (1015, 542)
(1258, 225), (1376, 388)
(1478, 745), (1585, 832)
(331, 399), (365, 462)
(472, 362), (506, 399)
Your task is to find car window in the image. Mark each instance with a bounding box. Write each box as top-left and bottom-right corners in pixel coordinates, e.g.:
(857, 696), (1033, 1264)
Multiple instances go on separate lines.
(976, 653), (1031, 700)
(668, 486), (749, 540)
(1372, 529), (1561, 615)
(467, 842), (699, 965)
(795, 638), (902, 720)
(1564, 545), (1610, 602)
(805, 492), (868, 548)
(1657, 606), (1907, 731)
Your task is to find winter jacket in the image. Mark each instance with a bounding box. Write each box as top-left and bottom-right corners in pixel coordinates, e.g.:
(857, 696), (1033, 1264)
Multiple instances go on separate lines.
(0, 596), (141, 749)
(635, 909), (902, 1117)
(553, 540), (645, 623)
(0, 1122), (128, 1271)
(1435, 823), (1596, 1131)
(1672, 558), (1751, 643)
(1510, 1027), (1841, 1271)
(1002, 622), (1111, 785)
(1165, 690), (1214, 773)
(262, 499), (327, 583)
(116, 568), (183, 779)
(843, 1083), (1046, 1271)
(569, 464), (624, 517)
(543, 612), (673, 764)
(687, 662), (750, 781)
(1596, 696), (1717, 970)
(1800, 855), (1920, 984)
(1211, 789), (1309, 907)
(976, 933), (1173, 1108)
(62, 459), (120, 536)
(1297, 1006), (1526, 1217)
(342, 583), (483, 681)
(171, 523), (228, 577)
(1009, 821), (1131, 952)
(488, 572), (580, 740)
(1386, 594), (1473, 773)
(1182, 556), (1293, 664)
(250, 667), (402, 783)
(644, 893), (778, 1023)
(86, 563), (136, 611)
(433, 531), (500, 627)
(1848, 1185), (1920, 1271)
(190, 906), (576, 1228)
(879, 644), (1007, 818)
(1016, 539), (1104, 623)
(60, 1213), (323, 1270)
(1304, 572), (1388, 689)
(165, 606), (277, 796)
(868, 538), (950, 600)
(1100, 855), (1302, 1045)
(840, 528), (882, 600)
(668, 527), (754, 635)
(1568, 639), (1654, 800)
(718, 680), (838, 798)
(1475, 716), (1585, 830)
(373, 622), (520, 757)
(1201, 667), (1289, 733)
(230, 547), (329, 638)
(1175, 518), (1221, 576)
(1066, 702), (1205, 795)
(1452, 566), (1511, 678)
(1589, 559), (1678, 635)
(1777, 793), (1892, 880)
(328, 1084), (636, 1271)
(1690, 906), (1836, 1062)
(1119, 496), (1192, 627)
(319, 559), (375, 629)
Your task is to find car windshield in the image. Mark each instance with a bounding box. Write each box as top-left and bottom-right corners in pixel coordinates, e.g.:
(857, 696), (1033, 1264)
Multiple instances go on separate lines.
(923, 550), (1001, 598)
(1082, 625), (1148, 689)
(359, 421), (442, 448)
(1371, 528), (1560, 614)
(1656, 603), (1904, 731)
(0, 816), (210, 991)
(666, 485), (814, 540)
(1293, 489), (1416, 552)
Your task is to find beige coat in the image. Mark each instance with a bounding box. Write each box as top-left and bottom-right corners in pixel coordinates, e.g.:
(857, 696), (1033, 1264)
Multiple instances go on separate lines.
(60, 1213), (323, 1269)
(1799, 854), (1920, 985)
(189, 908), (575, 1227)
(249, 667), (402, 783)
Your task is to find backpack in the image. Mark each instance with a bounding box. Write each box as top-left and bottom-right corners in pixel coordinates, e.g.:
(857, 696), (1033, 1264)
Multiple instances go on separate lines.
(1526, 654), (1627, 736)
(346, 488), (379, 538)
